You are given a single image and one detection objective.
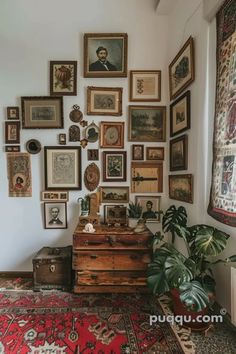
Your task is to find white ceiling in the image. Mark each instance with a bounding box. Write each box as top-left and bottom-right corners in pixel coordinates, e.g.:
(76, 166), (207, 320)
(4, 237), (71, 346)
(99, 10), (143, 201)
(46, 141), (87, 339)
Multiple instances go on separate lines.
(155, 0), (175, 15)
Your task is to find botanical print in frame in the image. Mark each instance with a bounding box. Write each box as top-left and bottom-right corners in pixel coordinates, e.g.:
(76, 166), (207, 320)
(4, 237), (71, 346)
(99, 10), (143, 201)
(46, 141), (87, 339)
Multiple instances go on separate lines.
(132, 145), (144, 160)
(131, 162), (163, 193)
(130, 70), (161, 102)
(44, 146), (81, 190)
(100, 186), (129, 203)
(7, 153), (32, 197)
(169, 36), (195, 100)
(135, 195), (161, 222)
(103, 151), (127, 182)
(128, 105), (166, 142)
(170, 135), (188, 171)
(84, 33), (128, 77)
(41, 191), (69, 202)
(100, 121), (124, 148)
(50, 61), (77, 96)
(169, 174), (193, 204)
(44, 202), (67, 229)
(146, 147), (164, 161)
(7, 106), (20, 120)
(5, 121), (20, 144)
(21, 96), (63, 129)
(87, 86), (122, 116)
(170, 91), (190, 137)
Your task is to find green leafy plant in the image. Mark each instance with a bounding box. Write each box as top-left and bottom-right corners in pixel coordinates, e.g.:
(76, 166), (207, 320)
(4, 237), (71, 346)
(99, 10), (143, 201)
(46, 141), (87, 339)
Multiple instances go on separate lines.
(147, 205), (236, 312)
(127, 202), (142, 219)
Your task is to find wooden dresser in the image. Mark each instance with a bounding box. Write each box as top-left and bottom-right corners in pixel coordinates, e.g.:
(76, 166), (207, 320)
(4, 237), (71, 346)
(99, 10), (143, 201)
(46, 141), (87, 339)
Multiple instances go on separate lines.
(72, 224), (152, 293)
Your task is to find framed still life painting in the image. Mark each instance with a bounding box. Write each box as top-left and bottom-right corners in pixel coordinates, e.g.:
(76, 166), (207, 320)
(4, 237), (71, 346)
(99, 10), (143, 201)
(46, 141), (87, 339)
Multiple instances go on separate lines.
(50, 61), (77, 96)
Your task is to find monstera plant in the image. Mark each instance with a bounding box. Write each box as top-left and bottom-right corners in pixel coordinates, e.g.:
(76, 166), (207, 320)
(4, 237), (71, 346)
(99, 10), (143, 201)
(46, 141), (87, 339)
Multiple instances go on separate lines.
(147, 205), (236, 312)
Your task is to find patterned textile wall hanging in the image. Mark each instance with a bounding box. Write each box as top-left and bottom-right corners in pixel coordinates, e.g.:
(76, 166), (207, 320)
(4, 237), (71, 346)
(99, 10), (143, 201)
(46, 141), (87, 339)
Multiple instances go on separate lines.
(208, 0), (236, 226)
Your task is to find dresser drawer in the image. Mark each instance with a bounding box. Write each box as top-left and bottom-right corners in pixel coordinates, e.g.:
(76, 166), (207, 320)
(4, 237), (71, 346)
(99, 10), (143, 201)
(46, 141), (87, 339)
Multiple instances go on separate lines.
(75, 270), (146, 286)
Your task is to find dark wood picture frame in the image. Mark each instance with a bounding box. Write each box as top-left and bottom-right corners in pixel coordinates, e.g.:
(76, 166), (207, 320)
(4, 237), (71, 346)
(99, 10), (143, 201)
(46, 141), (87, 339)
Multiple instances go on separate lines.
(100, 121), (124, 148)
(50, 60), (77, 96)
(170, 90), (190, 137)
(87, 86), (122, 116)
(170, 134), (188, 171)
(103, 151), (127, 182)
(129, 70), (161, 102)
(146, 147), (164, 161)
(132, 144), (144, 160)
(135, 195), (161, 222)
(169, 174), (193, 203)
(5, 121), (20, 144)
(7, 106), (20, 120)
(44, 202), (67, 229)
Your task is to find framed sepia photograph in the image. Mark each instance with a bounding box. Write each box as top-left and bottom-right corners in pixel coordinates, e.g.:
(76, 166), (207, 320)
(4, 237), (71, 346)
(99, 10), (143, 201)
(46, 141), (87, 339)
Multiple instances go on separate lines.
(103, 151), (127, 182)
(169, 36), (195, 100)
(170, 90), (190, 137)
(146, 147), (164, 161)
(41, 191), (69, 202)
(84, 33), (128, 77)
(132, 144), (144, 160)
(100, 186), (129, 203)
(7, 106), (20, 120)
(50, 60), (77, 96)
(100, 121), (124, 148)
(169, 174), (193, 203)
(170, 134), (188, 171)
(44, 146), (81, 190)
(5, 121), (20, 144)
(44, 202), (67, 229)
(104, 205), (127, 225)
(87, 86), (122, 116)
(21, 96), (63, 129)
(131, 162), (163, 193)
(128, 105), (166, 142)
(135, 195), (161, 222)
(129, 70), (161, 102)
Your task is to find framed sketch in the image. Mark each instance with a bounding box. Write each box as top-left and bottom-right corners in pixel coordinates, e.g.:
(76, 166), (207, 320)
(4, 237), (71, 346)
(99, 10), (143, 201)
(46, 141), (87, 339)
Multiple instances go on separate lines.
(132, 145), (144, 160)
(129, 70), (161, 101)
(7, 153), (32, 197)
(128, 105), (166, 142)
(50, 61), (77, 96)
(85, 121), (99, 143)
(131, 162), (163, 193)
(7, 106), (20, 120)
(5, 121), (20, 144)
(41, 191), (69, 202)
(170, 91), (190, 137)
(169, 36), (195, 100)
(103, 151), (127, 182)
(146, 147), (164, 161)
(100, 186), (129, 203)
(100, 121), (124, 148)
(169, 174), (193, 203)
(5, 145), (20, 152)
(104, 205), (127, 225)
(84, 33), (128, 77)
(21, 96), (63, 129)
(170, 135), (188, 171)
(44, 202), (67, 229)
(135, 195), (161, 222)
(87, 86), (122, 116)
(44, 146), (81, 190)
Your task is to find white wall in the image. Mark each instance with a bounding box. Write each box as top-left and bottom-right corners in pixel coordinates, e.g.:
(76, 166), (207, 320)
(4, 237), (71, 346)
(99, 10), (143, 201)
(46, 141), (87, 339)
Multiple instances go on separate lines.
(0, 0), (168, 270)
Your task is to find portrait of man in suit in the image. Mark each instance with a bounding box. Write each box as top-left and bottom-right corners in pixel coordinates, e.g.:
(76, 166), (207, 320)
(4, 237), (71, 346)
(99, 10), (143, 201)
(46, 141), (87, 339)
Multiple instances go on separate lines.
(89, 46), (117, 72)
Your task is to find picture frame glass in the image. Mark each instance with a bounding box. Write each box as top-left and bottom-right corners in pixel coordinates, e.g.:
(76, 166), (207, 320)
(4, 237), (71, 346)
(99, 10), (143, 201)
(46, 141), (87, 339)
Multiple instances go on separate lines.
(132, 145), (144, 160)
(100, 122), (124, 148)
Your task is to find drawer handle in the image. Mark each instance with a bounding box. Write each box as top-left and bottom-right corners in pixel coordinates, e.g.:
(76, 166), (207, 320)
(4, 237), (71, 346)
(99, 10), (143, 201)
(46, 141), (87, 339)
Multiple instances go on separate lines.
(90, 254), (97, 259)
(130, 254), (138, 260)
(107, 235), (116, 246)
(91, 274), (98, 280)
(49, 265), (56, 272)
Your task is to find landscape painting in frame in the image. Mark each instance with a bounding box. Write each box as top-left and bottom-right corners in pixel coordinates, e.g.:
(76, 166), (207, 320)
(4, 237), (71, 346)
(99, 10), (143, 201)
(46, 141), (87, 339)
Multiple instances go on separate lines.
(169, 174), (193, 203)
(129, 105), (166, 142)
(100, 186), (129, 203)
(87, 86), (122, 116)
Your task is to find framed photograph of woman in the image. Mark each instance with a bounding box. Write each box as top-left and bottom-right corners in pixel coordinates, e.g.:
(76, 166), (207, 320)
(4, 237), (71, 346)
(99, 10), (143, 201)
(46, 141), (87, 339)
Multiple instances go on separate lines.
(87, 86), (122, 116)
(103, 151), (127, 182)
(84, 33), (128, 78)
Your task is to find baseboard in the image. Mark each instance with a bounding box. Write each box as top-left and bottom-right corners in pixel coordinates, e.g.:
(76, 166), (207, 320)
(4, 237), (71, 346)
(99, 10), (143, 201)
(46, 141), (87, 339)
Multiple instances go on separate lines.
(0, 271), (33, 278)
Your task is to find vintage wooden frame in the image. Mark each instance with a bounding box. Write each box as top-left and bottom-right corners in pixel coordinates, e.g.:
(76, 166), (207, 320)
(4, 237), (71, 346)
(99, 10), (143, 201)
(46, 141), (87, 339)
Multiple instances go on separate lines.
(5, 145), (20, 152)
(170, 134), (188, 171)
(100, 186), (129, 203)
(100, 121), (124, 148)
(87, 86), (122, 116)
(58, 133), (66, 145)
(131, 162), (163, 193)
(84, 33), (128, 78)
(103, 151), (127, 182)
(7, 106), (20, 120)
(135, 195), (161, 222)
(50, 60), (77, 96)
(132, 145), (144, 160)
(44, 146), (81, 190)
(21, 96), (63, 129)
(169, 36), (195, 100)
(5, 121), (20, 144)
(170, 90), (190, 137)
(129, 70), (161, 101)
(128, 105), (166, 142)
(104, 205), (127, 225)
(87, 149), (99, 161)
(44, 202), (67, 229)
(41, 191), (69, 202)
(169, 174), (193, 203)
(146, 147), (164, 161)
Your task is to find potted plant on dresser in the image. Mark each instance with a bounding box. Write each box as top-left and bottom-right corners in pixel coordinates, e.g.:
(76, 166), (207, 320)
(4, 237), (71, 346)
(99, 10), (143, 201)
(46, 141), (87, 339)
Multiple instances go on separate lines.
(127, 201), (143, 228)
(147, 205), (236, 329)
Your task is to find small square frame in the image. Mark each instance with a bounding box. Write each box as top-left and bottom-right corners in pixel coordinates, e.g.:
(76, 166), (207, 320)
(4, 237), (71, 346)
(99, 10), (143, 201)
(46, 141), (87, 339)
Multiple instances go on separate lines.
(146, 147), (164, 161)
(7, 106), (20, 120)
(5, 121), (20, 144)
(132, 145), (144, 160)
(129, 70), (161, 101)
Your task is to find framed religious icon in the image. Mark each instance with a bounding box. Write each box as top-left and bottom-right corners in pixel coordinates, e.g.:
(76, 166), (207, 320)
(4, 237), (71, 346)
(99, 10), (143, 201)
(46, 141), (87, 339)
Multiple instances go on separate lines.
(169, 36), (195, 100)
(100, 121), (124, 148)
(131, 162), (163, 193)
(129, 70), (161, 102)
(44, 146), (81, 190)
(170, 91), (190, 137)
(84, 33), (128, 77)
(169, 174), (193, 203)
(50, 61), (77, 96)
(135, 195), (161, 222)
(169, 135), (188, 171)
(5, 121), (20, 144)
(146, 147), (164, 161)
(132, 145), (144, 160)
(128, 105), (166, 142)
(44, 202), (67, 229)
(100, 186), (129, 203)
(41, 191), (69, 202)
(7, 106), (20, 120)
(87, 86), (122, 116)
(21, 96), (63, 129)
(103, 151), (127, 182)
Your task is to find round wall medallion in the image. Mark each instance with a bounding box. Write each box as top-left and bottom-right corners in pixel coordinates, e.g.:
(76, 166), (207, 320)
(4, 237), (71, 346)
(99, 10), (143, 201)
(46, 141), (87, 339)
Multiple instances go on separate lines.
(84, 163), (100, 191)
(26, 139), (41, 154)
(69, 105), (83, 122)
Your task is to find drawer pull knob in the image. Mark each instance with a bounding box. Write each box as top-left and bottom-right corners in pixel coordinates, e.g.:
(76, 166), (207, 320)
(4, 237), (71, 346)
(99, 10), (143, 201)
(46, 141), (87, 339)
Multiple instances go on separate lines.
(91, 274), (98, 280)
(49, 264), (56, 272)
(90, 254), (97, 259)
(130, 255), (138, 260)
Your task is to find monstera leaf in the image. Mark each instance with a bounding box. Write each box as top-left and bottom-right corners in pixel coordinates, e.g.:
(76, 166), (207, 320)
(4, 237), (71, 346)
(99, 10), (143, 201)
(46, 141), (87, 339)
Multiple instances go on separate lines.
(194, 227), (230, 256)
(164, 254), (196, 288)
(162, 205), (187, 243)
(179, 280), (210, 312)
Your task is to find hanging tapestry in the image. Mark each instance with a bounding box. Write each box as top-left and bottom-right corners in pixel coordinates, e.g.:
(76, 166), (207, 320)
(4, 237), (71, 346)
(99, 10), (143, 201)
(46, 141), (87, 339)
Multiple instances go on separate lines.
(7, 153), (32, 197)
(208, 0), (236, 226)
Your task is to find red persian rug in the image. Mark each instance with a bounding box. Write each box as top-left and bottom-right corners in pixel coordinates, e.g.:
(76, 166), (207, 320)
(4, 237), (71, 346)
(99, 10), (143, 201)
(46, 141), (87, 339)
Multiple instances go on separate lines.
(0, 291), (187, 354)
